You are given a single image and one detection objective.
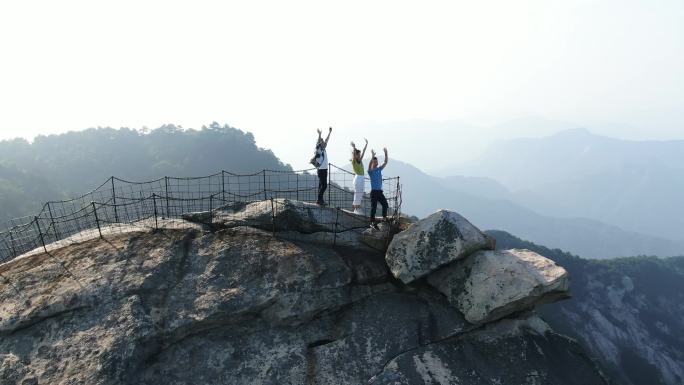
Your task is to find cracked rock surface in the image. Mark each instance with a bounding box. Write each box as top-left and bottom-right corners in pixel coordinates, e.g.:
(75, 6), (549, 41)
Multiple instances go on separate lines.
(427, 249), (570, 325)
(0, 213), (607, 385)
(385, 210), (493, 284)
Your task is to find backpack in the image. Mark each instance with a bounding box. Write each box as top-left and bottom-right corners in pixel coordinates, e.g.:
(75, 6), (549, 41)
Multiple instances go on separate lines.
(310, 147), (323, 168)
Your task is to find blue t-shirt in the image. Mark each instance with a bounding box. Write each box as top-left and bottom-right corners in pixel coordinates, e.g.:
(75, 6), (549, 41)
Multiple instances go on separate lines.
(368, 165), (385, 190)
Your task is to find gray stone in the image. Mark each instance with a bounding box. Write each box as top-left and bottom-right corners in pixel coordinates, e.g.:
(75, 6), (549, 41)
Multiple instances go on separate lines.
(428, 248), (570, 324)
(360, 227), (389, 251)
(180, 210), (213, 223)
(385, 210), (492, 284)
(212, 199), (389, 250)
(215, 199), (369, 234)
(0, 226), (602, 385)
(308, 292), (468, 385)
(368, 315), (609, 385)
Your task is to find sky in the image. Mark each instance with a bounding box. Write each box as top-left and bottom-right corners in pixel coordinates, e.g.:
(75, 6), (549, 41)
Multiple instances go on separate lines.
(0, 0), (682, 171)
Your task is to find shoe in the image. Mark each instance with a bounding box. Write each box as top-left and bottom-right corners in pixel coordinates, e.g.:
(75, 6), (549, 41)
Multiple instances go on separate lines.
(317, 200), (326, 206)
(370, 222), (380, 230)
(353, 209), (364, 215)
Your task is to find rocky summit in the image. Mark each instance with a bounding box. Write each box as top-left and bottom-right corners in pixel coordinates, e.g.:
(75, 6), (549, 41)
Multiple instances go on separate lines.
(0, 201), (608, 385)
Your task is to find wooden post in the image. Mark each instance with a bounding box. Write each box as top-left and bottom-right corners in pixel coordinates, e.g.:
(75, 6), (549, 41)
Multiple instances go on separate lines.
(221, 171), (226, 204)
(152, 194), (159, 230)
(263, 170), (268, 201)
(164, 176), (170, 219)
(92, 202), (103, 239)
(270, 198), (276, 236)
(111, 176), (119, 222)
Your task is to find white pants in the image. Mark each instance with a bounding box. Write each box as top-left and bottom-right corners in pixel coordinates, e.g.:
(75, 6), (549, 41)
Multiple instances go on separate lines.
(353, 174), (365, 206)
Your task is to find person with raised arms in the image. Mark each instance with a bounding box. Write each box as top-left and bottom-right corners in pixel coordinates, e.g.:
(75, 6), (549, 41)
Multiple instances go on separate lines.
(367, 147), (389, 229)
(350, 138), (368, 215)
(310, 127), (332, 206)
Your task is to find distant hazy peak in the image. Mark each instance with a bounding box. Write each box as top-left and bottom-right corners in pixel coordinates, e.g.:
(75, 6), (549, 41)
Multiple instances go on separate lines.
(549, 127), (593, 138)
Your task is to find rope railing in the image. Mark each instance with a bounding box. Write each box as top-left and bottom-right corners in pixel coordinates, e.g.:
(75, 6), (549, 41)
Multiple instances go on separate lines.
(0, 164), (402, 263)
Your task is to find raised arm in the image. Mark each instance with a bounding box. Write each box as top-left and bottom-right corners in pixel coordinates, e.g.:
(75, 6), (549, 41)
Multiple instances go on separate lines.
(381, 148), (388, 168)
(368, 149), (377, 171)
(324, 127), (332, 145)
(361, 138), (368, 159)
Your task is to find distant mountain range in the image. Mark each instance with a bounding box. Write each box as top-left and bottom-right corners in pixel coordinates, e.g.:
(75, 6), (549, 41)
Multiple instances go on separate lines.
(444, 128), (684, 242)
(389, 158), (684, 259)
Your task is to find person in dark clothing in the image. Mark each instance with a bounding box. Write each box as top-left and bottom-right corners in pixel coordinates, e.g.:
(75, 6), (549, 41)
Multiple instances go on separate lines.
(312, 127), (332, 205)
(367, 147), (389, 229)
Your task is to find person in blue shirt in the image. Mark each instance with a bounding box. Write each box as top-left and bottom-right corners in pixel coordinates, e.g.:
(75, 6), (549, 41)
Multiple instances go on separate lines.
(367, 147), (389, 229)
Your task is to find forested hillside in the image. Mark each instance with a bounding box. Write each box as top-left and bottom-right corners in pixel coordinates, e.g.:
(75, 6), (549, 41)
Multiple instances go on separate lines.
(0, 123), (289, 221)
(489, 230), (684, 385)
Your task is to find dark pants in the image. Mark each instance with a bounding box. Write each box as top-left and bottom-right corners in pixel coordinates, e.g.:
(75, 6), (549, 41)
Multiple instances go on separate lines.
(370, 189), (388, 221)
(317, 169), (328, 204)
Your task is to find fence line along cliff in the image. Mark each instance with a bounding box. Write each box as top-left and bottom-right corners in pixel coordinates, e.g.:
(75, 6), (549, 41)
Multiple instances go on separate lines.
(0, 164), (402, 262)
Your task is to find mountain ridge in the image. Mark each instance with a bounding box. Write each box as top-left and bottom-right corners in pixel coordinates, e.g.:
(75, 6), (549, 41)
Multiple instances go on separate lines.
(490, 229), (684, 385)
(390, 159), (684, 259)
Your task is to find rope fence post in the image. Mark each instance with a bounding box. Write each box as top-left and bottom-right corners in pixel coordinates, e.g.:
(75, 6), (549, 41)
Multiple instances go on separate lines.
(111, 176), (119, 223)
(263, 170), (268, 201)
(47, 202), (60, 241)
(221, 171), (226, 204)
(92, 202), (103, 239)
(34, 216), (47, 254)
(152, 194), (159, 230)
(270, 198), (276, 236)
(164, 176), (170, 219)
(394, 177), (400, 218)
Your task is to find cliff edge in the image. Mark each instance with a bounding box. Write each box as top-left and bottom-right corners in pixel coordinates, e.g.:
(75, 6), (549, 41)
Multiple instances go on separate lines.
(0, 201), (608, 385)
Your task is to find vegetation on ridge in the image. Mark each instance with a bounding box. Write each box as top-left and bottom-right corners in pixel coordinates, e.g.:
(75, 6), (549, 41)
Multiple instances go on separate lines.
(0, 123), (290, 221)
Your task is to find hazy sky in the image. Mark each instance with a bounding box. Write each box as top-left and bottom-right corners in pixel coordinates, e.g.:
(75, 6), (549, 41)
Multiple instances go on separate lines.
(1, 0), (682, 171)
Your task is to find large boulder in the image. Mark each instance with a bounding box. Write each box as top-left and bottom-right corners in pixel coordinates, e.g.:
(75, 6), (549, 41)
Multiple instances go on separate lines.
(427, 248), (570, 324)
(385, 210), (493, 284)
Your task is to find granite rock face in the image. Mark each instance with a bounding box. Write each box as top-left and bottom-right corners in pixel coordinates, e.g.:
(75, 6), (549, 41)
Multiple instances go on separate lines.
(369, 316), (606, 385)
(0, 204), (606, 385)
(213, 199), (369, 234)
(385, 209), (493, 284)
(184, 199), (390, 249)
(428, 248), (570, 324)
